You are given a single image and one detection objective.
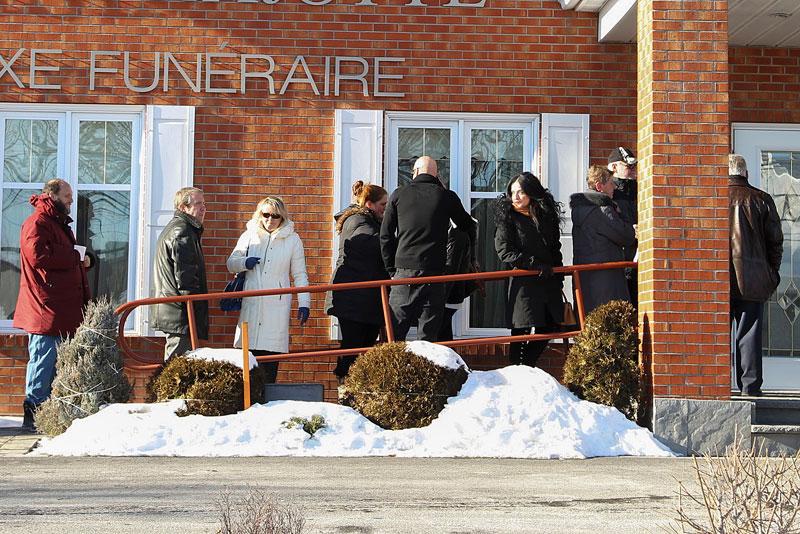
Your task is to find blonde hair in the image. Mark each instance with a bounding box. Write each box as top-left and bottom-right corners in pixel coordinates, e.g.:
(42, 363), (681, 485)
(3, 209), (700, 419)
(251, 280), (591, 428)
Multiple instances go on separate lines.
(173, 187), (203, 210)
(352, 180), (388, 208)
(587, 164), (612, 191)
(250, 196), (290, 227)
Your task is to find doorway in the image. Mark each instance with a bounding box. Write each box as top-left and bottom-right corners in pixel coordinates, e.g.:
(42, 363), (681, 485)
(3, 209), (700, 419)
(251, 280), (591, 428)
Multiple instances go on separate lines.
(734, 123), (800, 391)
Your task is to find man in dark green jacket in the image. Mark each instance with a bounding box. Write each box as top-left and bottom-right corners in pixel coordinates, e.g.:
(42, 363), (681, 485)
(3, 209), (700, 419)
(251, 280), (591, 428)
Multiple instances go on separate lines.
(152, 187), (209, 360)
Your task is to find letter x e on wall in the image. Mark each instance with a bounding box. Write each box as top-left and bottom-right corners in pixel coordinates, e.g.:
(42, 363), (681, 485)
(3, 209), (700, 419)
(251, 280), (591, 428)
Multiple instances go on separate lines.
(0, 49), (26, 88)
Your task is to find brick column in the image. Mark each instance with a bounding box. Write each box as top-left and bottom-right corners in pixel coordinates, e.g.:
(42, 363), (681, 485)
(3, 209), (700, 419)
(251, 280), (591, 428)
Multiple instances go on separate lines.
(637, 0), (730, 399)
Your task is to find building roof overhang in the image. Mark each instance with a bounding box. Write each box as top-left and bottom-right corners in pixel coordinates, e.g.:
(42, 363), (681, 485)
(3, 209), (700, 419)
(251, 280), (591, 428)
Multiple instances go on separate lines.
(559, 0), (800, 48)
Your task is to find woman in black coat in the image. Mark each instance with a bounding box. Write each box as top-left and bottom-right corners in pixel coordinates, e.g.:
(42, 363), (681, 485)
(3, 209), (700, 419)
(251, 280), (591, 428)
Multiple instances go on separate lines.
(326, 181), (389, 381)
(569, 165), (636, 315)
(495, 172), (564, 368)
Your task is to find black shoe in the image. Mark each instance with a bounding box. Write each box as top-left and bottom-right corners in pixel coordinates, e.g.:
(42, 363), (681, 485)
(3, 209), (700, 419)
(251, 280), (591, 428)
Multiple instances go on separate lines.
(22, 401), (36, 431)
(742, 389), (763, 397)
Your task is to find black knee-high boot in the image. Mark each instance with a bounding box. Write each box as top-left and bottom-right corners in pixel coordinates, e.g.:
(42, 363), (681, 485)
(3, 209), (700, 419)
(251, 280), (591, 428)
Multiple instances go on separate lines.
(509, 328), (531, 366)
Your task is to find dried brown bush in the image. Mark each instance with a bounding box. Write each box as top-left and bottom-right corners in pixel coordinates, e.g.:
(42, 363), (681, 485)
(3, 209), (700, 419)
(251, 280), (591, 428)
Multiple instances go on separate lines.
(217, 486), (305, 534)
(668, 439), (800, 533)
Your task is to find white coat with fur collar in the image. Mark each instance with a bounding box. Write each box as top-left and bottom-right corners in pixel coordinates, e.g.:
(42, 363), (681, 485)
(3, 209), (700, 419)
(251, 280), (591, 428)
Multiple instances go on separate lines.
(227, 219), (310, 353)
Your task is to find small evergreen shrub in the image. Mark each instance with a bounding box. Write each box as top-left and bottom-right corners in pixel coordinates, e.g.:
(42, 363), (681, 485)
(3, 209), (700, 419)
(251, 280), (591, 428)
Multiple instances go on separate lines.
(147, 355), (266, 417)
(345, 342), (468, 430)
(282, 415), (327, 438)
(562, 300), (642, 421)
(35, 297), (131, 436)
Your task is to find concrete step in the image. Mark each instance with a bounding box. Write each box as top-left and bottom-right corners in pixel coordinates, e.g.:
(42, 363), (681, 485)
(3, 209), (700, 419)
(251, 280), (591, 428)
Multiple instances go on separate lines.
(751, 424), (800, 456)
(730, 395), (800, 425)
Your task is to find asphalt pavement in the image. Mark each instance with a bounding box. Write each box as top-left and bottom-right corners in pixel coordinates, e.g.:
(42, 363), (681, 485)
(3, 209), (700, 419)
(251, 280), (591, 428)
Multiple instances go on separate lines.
(0, 455), (702, 533)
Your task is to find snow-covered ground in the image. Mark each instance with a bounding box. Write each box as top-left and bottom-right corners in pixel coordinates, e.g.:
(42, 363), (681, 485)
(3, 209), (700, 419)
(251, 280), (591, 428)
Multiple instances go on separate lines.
(35, 361), (674, 458)
(0, 415), (22, 428)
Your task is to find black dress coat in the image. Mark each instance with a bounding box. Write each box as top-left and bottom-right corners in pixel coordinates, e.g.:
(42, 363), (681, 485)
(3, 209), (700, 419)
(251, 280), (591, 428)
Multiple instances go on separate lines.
(326, 207), (389, 325)
(569, 191), (636, 315)
(494, 198), (564, 329)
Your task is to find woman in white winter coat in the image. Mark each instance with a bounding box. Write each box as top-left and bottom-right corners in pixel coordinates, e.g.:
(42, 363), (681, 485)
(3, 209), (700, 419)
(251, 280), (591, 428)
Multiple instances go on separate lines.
(226, 197), (310, 383)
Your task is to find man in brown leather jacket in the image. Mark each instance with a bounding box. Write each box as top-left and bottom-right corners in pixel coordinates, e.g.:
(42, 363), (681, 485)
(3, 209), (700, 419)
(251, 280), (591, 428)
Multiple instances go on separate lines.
(729, 154), (783, 396)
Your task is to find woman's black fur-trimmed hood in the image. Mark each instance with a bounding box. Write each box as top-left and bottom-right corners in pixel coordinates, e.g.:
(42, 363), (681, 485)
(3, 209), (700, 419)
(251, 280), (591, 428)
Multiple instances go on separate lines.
(336, 205), (379, 234)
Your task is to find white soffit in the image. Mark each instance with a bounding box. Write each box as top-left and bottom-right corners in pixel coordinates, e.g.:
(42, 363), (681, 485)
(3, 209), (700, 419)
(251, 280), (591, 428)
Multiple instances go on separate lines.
(560, 0), (800, 47)
(729, 0), (800, 48)
(598, 0), (636, 42)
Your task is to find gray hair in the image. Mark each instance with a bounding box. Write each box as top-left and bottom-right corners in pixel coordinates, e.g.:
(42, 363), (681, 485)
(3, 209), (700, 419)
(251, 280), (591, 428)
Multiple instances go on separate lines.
(729, 154), (748, 176)
(173, 187), (203, 210)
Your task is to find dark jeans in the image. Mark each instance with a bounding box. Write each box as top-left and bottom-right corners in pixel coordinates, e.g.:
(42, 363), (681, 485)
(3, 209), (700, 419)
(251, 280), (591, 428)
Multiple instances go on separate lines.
(251, 350), (279, 384)
(437, 307), (458, 342)
(509, 325), (556, 368)
(334, 319), (381, 379)
(389, 268), (446, 342)
(731, 299), (764, 394)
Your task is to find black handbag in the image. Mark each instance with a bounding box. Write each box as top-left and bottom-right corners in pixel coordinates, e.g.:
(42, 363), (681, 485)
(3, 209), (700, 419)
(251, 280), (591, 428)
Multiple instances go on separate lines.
(220, 245), (250, 312)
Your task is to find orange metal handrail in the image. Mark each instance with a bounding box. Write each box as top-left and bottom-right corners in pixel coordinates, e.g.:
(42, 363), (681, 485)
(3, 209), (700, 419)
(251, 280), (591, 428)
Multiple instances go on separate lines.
(115, 261), (636, 371)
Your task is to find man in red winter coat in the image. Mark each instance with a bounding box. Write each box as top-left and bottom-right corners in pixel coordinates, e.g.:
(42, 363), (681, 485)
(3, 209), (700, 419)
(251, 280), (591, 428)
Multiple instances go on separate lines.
(14, 179), (91, 430)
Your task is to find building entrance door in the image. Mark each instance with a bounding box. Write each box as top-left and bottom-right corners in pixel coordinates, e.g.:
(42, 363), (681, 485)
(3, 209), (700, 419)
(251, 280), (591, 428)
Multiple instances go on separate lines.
(734, 124), (800, 391)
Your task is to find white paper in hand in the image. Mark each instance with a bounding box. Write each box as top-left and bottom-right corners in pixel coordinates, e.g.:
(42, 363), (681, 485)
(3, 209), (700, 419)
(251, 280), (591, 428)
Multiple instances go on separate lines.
(73, 245), (86, 261)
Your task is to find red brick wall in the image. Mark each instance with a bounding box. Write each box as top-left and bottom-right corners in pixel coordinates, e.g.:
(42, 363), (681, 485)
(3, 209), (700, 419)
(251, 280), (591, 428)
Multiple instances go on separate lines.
(730, 46), (800, 124)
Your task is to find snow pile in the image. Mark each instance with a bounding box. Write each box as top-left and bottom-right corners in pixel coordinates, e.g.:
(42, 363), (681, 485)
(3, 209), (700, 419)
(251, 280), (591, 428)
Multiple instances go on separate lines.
(184, 347), (258, 370)
(36, 366), (673, 458)
(406, 340), (468, 371)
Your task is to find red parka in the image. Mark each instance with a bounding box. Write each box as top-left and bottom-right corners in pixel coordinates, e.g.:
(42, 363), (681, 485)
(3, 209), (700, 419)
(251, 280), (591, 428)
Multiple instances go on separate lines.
(13, 194), (91, 336)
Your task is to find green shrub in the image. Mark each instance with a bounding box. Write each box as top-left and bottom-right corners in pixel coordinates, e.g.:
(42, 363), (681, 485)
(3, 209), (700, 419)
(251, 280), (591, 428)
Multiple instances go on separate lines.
(147, 354), (266, 417)
(562, 300), (642, 422)
(35, 297), (131, 436)
(282, 415), (327, 438)
(345, 342), (468, 430)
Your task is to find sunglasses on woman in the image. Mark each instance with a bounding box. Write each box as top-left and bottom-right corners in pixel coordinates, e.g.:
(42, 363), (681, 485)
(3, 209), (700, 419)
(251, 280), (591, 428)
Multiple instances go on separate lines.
(262, 213), (281, 220)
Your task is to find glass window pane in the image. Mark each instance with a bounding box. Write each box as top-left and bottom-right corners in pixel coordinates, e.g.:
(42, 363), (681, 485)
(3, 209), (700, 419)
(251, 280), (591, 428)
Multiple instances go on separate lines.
(3, 119), (58, 183)
(78, 121), (133, 185)
(497, 130), (524, 192)
(762, 150), (800, 357)
(469, 198), (506, 329)
(77, 190), (131, 306)
(471, 129), (496, 193)
(397, 127), (450, 188)
(0, 188), (38, 320)
(471, 129), (524, 193)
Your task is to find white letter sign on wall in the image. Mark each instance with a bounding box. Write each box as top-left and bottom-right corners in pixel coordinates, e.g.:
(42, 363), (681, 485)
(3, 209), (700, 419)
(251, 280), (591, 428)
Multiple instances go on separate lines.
(6, 48), (407, 98)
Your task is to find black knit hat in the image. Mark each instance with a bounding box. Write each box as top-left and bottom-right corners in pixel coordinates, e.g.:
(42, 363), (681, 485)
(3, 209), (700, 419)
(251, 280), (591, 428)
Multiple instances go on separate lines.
(608, 146), (637, 165)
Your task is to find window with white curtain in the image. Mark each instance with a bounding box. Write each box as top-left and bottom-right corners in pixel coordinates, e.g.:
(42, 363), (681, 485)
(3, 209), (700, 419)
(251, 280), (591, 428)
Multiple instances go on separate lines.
(0, 104), (195, 334)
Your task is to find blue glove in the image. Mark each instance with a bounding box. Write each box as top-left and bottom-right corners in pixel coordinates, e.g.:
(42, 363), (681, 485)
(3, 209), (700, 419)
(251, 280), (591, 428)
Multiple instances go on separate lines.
(297, 306), (310, 326)
(244, 257), (260, 270)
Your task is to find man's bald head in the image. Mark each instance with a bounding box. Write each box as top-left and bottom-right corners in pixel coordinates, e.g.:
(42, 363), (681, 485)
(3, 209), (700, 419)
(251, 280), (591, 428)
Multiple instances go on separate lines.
(412, 156), (438, 179)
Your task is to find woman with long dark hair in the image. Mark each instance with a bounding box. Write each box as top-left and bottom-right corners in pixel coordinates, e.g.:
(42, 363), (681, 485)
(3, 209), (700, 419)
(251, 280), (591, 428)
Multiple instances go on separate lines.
(494, 172), (564, 368)
(326, 181), (390, 382)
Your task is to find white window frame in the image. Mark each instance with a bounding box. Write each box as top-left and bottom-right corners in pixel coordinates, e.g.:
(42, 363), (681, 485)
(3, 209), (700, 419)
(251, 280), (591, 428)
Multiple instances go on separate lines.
(384, 111), (540, 338)
(0, 103), (145, 334)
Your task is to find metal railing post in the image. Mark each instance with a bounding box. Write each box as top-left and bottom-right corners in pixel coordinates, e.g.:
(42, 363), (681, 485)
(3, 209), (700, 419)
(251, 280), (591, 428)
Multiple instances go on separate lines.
(573, 271), (586, 329)
(242, 321), (251, 410)
(186, 301), (199, 350)
(380, 285), (395, 342)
